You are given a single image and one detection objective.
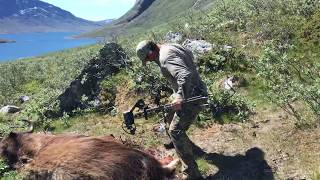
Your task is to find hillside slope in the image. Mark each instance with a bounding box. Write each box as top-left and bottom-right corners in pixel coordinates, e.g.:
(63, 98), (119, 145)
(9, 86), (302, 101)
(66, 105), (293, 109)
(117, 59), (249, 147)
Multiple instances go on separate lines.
(0, 0), (102, 34)
(83, 0), (215, 38)
(0, 0), (319, 179)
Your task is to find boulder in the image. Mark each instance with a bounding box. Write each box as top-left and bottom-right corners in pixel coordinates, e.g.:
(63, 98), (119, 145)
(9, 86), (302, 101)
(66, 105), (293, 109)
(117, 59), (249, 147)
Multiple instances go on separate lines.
(0, 105), (21, 114)
(152, 123), (166, 134)
(164, 31), (183, 43)
(56, 43), (129, 115)
(182, 39), (214, 58)
(19, 95), (30, 103)
(221, 76), (246, 91)
(224, 76), (235, 90)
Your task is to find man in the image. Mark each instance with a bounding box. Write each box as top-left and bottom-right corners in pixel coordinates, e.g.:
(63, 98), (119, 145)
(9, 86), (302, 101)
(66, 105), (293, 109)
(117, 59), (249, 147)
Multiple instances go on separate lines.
(136, 40), (207, 180)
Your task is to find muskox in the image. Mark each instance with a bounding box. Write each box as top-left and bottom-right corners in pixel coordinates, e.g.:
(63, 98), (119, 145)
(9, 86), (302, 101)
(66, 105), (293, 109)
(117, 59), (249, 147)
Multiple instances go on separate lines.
(0, 121), (178, 180)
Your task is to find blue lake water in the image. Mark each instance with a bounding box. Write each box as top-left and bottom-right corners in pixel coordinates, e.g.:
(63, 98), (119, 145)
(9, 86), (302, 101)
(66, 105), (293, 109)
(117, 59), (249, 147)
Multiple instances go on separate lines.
(0, 32), (98, 62)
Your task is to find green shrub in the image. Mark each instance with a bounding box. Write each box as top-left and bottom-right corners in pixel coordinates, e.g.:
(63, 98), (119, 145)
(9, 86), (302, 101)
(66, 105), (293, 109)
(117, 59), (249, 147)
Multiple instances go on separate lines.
(0, 159), (22, 179)
(209, 89), (254, 123)
(99, 76), (119, 112)
(253, 42), (320, 127)
(196, 158), (211, 175)
(0, 45), (100, 106)
(22, 80), (41, 94)
(130, 60), (170, 95)
(300, 9), (320, 46)
(197, 47), (248, 73)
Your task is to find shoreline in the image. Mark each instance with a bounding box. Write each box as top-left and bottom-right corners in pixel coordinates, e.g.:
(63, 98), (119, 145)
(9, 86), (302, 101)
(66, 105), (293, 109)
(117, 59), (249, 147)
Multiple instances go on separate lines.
(0, 32), (98, 62)
(0, 38), (15, 43)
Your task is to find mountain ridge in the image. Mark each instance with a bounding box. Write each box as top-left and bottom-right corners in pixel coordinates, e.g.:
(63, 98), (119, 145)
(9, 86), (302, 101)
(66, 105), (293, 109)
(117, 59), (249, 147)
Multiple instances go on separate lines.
(82, 0), (215, 38)
(0, 0), (102, 34)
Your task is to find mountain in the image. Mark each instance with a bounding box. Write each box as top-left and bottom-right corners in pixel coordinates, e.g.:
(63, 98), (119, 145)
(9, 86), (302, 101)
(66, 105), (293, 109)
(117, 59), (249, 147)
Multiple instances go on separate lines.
(96, 19), (114, 25)
(0, 0), (102, 34)
(83, 0), (215, 38)
(113, 0), (156, 25)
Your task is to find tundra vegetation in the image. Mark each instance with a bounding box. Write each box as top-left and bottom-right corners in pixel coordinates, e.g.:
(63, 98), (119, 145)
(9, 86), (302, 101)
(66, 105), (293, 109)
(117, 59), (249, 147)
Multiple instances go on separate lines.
(0, 0), (319, 179)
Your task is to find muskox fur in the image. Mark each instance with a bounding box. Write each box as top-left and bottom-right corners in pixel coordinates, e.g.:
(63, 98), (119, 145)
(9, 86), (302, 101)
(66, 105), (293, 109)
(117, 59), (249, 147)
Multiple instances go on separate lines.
(0, 132), (177, 180)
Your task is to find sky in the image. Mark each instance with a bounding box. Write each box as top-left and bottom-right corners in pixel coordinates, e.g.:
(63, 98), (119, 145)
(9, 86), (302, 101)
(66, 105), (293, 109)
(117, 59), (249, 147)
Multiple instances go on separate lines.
(40, 0), (136, 21)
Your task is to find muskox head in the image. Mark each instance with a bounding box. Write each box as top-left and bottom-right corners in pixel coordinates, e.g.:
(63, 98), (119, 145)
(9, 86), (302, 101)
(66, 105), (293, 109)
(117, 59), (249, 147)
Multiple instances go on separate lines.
(0, 120), (34, 168)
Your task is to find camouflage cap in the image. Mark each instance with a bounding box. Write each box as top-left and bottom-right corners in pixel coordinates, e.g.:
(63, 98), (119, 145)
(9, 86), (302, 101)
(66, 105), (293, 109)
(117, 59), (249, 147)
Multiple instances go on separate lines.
(136, 40), (153, 65)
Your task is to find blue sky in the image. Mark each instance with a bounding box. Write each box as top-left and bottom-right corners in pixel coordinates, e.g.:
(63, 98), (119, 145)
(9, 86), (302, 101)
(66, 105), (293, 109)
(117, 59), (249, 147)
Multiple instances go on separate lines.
(40, 0), (136, 21)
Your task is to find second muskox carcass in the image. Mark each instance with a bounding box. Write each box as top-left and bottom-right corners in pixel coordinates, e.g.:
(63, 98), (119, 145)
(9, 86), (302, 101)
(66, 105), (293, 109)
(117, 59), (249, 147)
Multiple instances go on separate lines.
(0, 122), (178, 180)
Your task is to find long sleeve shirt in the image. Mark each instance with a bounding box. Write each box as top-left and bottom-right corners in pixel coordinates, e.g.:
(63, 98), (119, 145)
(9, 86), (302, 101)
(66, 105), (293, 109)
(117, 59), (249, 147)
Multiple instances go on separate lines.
(157, 44), (207, 99)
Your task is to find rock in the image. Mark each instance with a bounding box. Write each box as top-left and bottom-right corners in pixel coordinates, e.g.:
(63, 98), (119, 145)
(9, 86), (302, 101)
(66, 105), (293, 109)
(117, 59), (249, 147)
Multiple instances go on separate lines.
(52, 43), (129, 116)
(184, 23), (190, 29)
(224, 76), (235, 90)
(182, 39), (213, 57)
(164, 31), (182, 43)
(152, 123), (166, 134)
(221, 75), (246, 91)
(0, 105), (21, 114)
(223, 45), (233, 51)
(19, 95), (30, 103)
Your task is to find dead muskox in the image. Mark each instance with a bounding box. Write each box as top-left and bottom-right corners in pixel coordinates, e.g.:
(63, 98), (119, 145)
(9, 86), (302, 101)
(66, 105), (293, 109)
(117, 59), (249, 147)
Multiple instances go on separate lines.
(0, 121), (178, 180)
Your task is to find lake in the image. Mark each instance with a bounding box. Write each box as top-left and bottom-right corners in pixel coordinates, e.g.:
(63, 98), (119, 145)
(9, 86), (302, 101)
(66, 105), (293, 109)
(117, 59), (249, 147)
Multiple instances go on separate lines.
(0, 32), (98, 62)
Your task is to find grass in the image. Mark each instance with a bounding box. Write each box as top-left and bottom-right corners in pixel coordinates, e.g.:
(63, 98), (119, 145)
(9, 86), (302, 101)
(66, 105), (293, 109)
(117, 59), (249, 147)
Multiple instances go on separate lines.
(0, 159), (23, 180)
(313, 167), (320, 180)
(197, 158), (214, 176)
(48, 111), (167, 148)
(0, 172), (22, 180)
(239, 74), (267, 105)
(49, 113), (122, 135)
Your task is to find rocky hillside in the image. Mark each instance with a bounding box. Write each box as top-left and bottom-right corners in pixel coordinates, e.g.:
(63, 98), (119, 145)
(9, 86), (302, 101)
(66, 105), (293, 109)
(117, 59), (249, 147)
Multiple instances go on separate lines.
(0, 0), (102, 34)
(113, 0), (156, 25)
(83, 0), (215, 38)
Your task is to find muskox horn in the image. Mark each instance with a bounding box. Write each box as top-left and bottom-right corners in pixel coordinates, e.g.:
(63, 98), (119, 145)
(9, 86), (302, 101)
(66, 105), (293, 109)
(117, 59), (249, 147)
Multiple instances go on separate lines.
(21, 119), (34, 133)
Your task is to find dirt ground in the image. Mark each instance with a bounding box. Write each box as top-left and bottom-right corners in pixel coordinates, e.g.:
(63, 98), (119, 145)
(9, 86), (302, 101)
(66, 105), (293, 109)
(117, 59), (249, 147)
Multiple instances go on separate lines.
(148, 108), (320, 180)
(112, 83), (320, 180)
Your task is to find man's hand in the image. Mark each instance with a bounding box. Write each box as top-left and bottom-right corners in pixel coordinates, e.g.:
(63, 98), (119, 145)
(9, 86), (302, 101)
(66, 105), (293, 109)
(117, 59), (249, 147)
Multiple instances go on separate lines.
(171, 97), (183, 111)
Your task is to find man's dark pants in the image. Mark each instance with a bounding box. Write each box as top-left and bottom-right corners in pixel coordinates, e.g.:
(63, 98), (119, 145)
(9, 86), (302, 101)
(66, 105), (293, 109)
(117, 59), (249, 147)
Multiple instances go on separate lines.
(166, 102), (203, 179)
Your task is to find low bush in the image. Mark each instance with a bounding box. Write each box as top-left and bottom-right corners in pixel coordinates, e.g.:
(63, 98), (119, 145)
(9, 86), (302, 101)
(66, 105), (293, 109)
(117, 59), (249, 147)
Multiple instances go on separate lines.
(253, 42), (320, 127)
(197, 47), (248, 73)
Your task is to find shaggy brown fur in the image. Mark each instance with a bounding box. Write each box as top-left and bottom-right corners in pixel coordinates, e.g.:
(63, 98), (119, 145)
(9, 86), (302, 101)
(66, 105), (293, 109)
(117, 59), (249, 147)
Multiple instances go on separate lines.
(0, 132), (176, 180)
